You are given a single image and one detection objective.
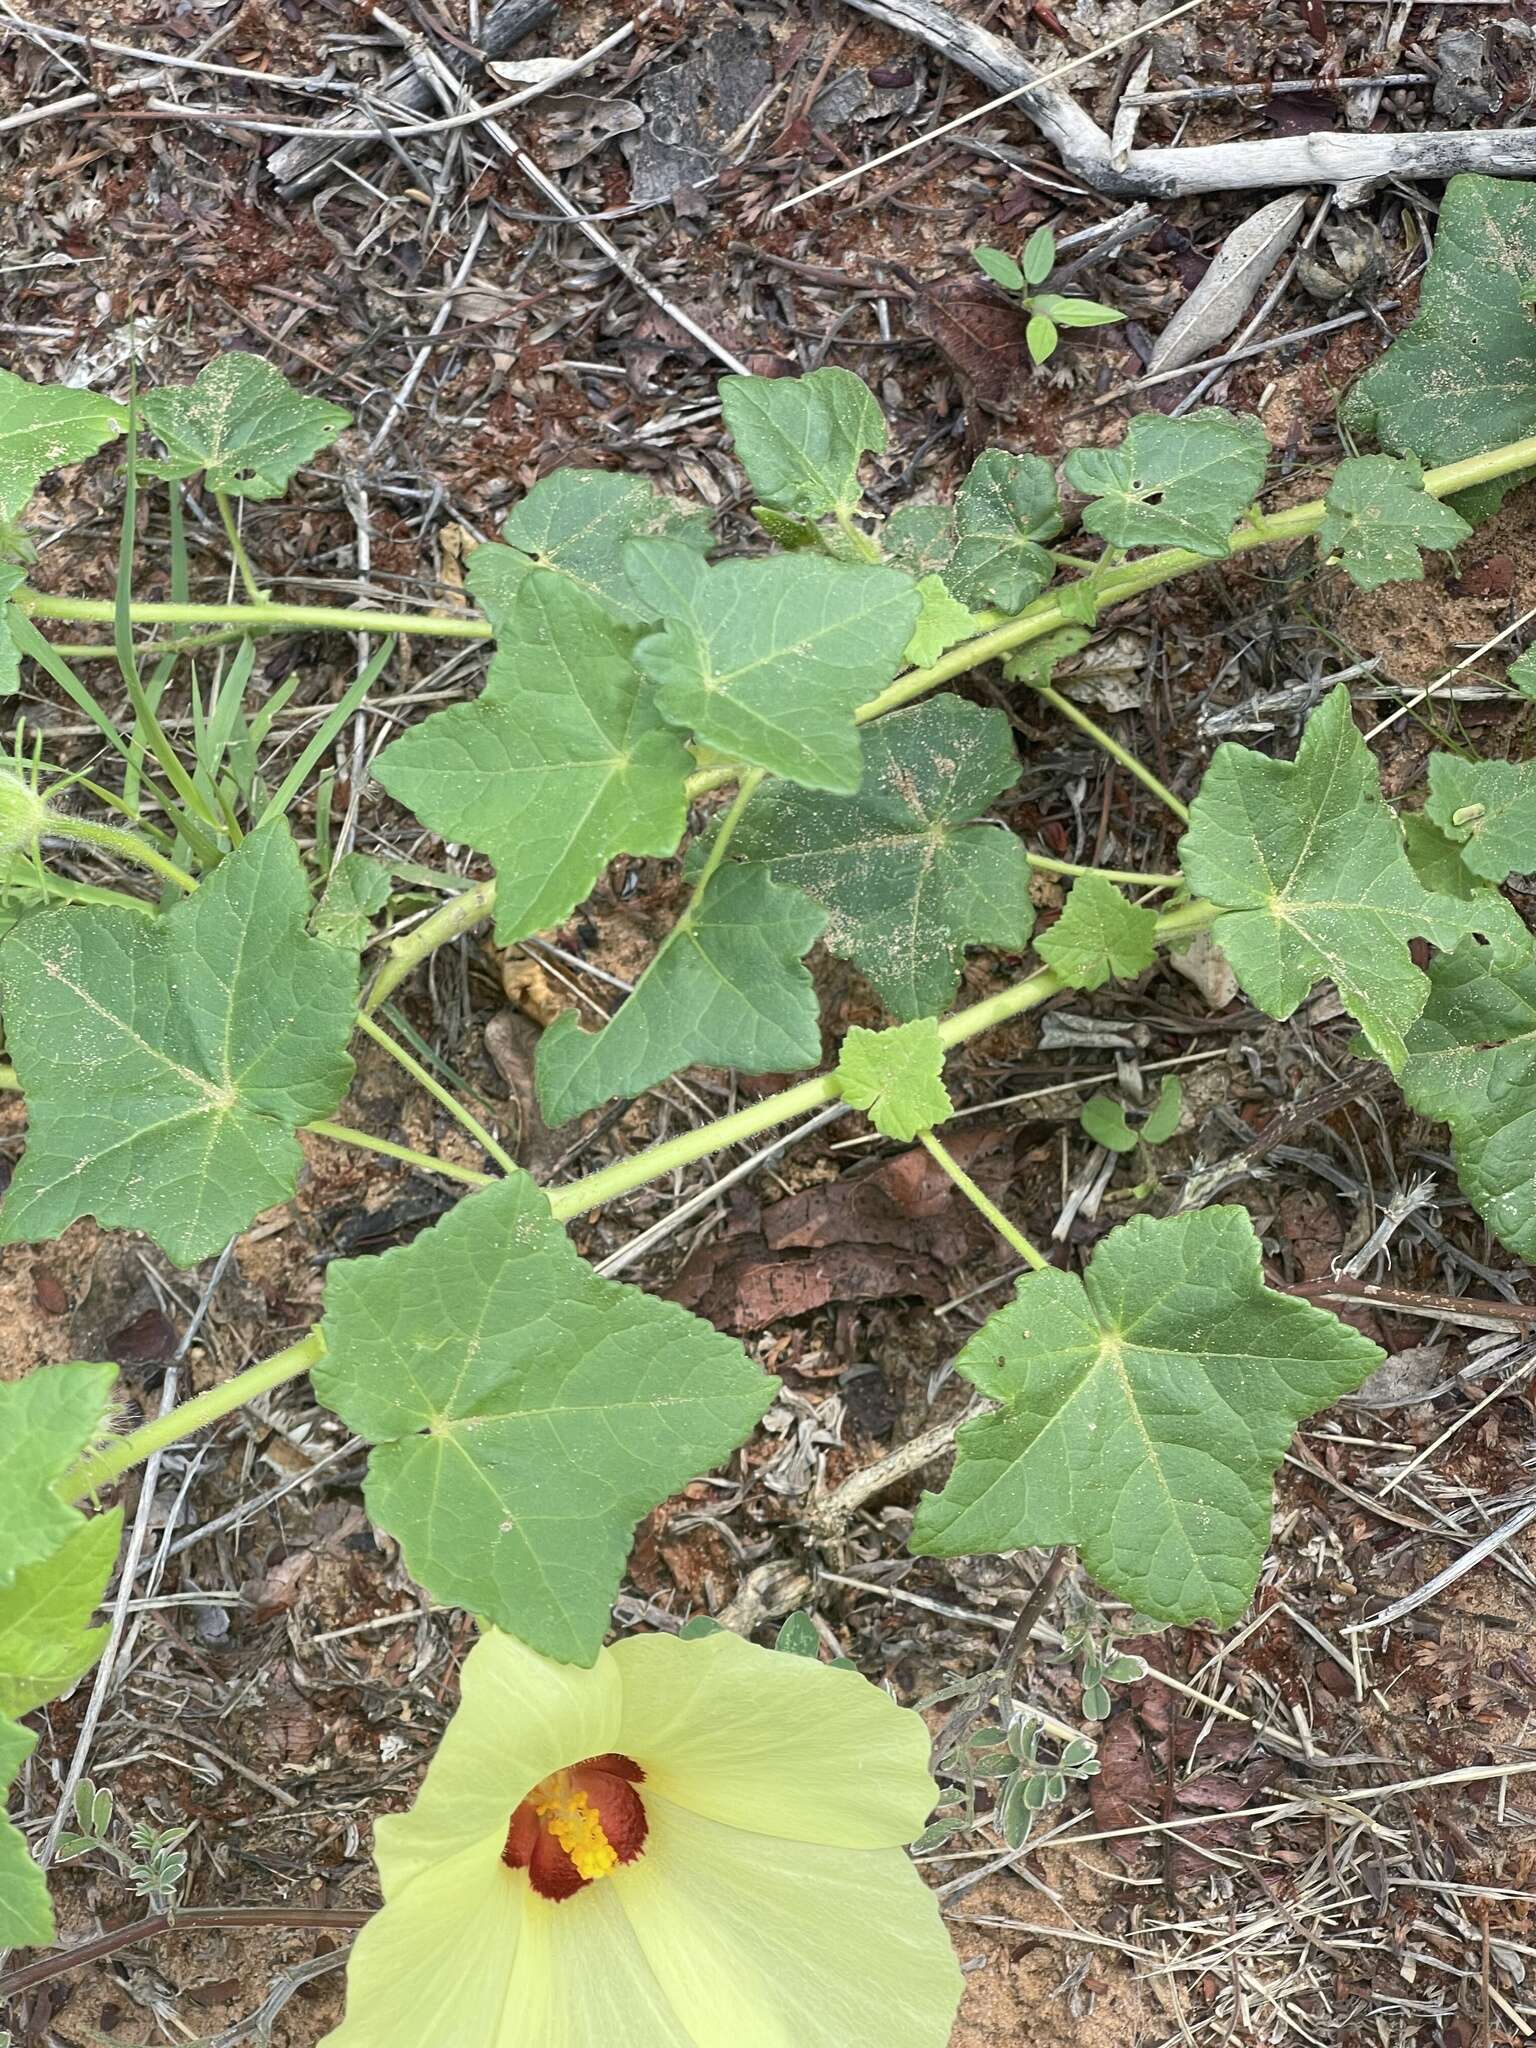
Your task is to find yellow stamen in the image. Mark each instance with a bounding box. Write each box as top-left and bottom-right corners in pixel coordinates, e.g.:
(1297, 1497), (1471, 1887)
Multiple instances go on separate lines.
(531, 1773), (619, 1881)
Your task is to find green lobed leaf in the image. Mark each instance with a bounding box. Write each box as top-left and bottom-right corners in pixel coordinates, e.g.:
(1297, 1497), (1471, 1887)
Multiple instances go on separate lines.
(910, 1207), (1383, 1626)
(1401, 811), (1529, 945)
(945, 451), (1062, 612)
(1400, 936), (1536, 1258)
(0, 1508), (121, 1718)
(836, 1018), (954, 1141)
(0, 563), (24, 696)
(1, 1716), (51, 1948)
(0, 1364), (116, 1587)
(535, 864), (827, 1126)
(0, 371), (123, 519)
(1179, 686), (1490, 1068)
(312, 1172), (774, 1664)
(0, 823), (357, 1265)
(1342, 175), (1536, 520)
(625, 541), (919, 793)
(882, 504), (957, 578)
(719, 367), (885, 520)
(1035, 872), (1158, 992)
(1510, 648), (1536, 700)
(139, 354), (350, 500)
(904, 574), (985, 667)
(465, 469), (712, 631)
(1065, 409), (1269, 558)
(729, 696), (1032, 1019)
(1317, 455), (1472, 591)
(1424, 753), (1536, 883)
(374, 576), (692, 947)
(311, 852), (391, 951)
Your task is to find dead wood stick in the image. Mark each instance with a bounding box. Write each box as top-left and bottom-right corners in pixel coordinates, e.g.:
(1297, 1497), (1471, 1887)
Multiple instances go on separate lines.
(267, 0), (555, 195)
(837, 0), (1536, 196)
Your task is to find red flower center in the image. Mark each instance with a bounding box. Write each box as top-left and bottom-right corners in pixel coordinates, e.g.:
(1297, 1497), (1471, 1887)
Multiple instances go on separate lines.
(502, 1753), (648, 1902)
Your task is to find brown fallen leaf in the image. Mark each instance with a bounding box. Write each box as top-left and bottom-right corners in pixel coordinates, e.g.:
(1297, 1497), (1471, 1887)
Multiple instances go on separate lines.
(910, 275), (1025, 410)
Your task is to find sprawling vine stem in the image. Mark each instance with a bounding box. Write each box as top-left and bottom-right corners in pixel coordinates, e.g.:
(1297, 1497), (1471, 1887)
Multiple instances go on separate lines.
(65, 898), (1222, 1500)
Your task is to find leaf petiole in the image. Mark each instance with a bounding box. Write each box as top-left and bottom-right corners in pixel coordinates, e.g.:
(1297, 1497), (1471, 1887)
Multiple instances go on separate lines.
(918, 1129), (1050, 1271)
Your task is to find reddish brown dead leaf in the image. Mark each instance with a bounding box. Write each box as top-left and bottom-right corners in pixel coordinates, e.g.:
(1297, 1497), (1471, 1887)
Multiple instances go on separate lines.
(910, 275), (1025, 409)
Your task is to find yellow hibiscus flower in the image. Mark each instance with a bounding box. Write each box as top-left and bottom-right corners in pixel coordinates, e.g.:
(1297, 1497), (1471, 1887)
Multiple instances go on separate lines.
(325, 1625), (963, 2048)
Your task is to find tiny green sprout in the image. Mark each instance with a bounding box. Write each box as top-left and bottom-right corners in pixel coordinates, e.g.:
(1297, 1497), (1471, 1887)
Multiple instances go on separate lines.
(0, 765), (51, 857)
(971, 226), (1124, 364)
(1080, 1075), (1182, 1154)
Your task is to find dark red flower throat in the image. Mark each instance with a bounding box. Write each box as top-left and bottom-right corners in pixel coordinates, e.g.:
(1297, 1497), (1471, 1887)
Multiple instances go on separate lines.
(502, 1753), (648, 1901)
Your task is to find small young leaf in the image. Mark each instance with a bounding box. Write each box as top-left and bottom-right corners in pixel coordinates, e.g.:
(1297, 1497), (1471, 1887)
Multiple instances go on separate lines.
(1400, 935), (1536, 1258)
(1317, 455), (1473, 591)
(312, 1172), (773, 1664)
(1001, 625), (1091, 687)
(903, 574), (984, 667)
(1034, 297), (1123, 330)
(1065, 409), (1268, 557)
(311, 853), (391, 951)
(679, 1615), (725, 1640)
(0, 823), (357, 1264)
(1080, 1095), (1137, 1153)
(374, 576), (692, 947)
(625, 542), (919, 794)
(1179, 685), (1491, 1069)
(720, 367), (886, 520)
(774, 1612), (822, 1659)
(465, 469), (712, 631)
(53, 1833), (98, 1864)
(910, 1207), (1383, 1627)
(751, 504), (826, 551)
(1025, 315), (1058, 366)
(729, 697), (1031, 1019)
(1035, 872), (1157, 992)
(1424, 753), (1536, 883)
(947, 451), (1062, 613)
(973, 246), (1026, 293)
(836, 1018), (954, 1141)
(1140, 1075), (1183, 1145)
(1343, 175), (1536, 521)
(0, 371), (123, 518)
(535, 865), (826, 1126)
(882, 504), (957, 578)
(1510, 647), (1536, 700)
(0, 1365), (116, 1587)
(1022, 226), (1056, 287)
(140, 355), (349, 500)
(0, 1509), (121, 1717)
(1, 1717), (52, 1947)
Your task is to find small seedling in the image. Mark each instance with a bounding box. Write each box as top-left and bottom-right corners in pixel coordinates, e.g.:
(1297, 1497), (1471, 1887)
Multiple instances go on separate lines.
(972, 226), (1125, 364)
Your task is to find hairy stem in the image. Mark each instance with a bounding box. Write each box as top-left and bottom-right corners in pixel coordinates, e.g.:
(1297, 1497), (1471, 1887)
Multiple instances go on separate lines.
(918, 1129), (1050, 1270)
(353, 1010), (516, 1177)
(215, 491), (265, 604)
(53, 814), (198, 893)
(365, 880), (497, 1012)
(304, 1119), (495, 1189)
(1031, 681), (1191, 824)
(68, 1329), (328, 1500)
(18, 592), (492, 641)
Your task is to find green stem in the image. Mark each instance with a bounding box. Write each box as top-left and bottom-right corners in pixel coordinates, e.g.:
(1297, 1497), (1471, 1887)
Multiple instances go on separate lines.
(365, 880), (497, 1013)
(681, 769), (764, 913)
(1031, 681), (1191, 825)
(54, 814), (198, 893)
(833, 506), (884, 565)
(305, 1119), (496, 1189)
(18, 593), (491, 642)
(919, 1128), (1049, 1270)
(61, 900), (1226, 1497)
(215, 492), (265, 604)
(353, 1009), (516, 1177)
(67, 1329), (328, 1501)
(1025, 853), (1183, 887)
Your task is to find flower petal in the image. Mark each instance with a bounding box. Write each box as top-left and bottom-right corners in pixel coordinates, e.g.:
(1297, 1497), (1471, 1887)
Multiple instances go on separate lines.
(322, 1838), (521, 2046)
(512, 1881), (696, 2047)
(610, 1629), (937, 1846)
(378, 1629), (622, 1896)
(614, 1793), (963, 2048)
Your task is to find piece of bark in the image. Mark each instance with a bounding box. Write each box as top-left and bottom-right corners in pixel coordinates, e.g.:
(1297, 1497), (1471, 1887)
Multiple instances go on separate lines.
(1147, 194), (1307, 376)
(268, 0), (556, 196)
(837, 0), (1536, 195)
